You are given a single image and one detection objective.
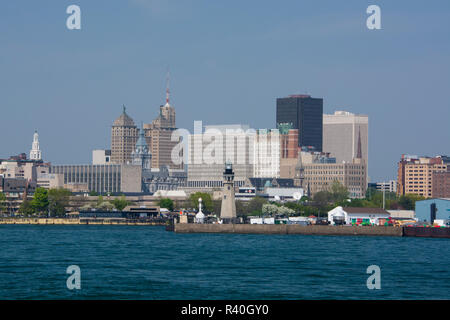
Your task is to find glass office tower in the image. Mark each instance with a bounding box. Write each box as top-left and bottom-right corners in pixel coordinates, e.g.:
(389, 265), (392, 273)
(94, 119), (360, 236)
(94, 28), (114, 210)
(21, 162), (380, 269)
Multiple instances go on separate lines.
(276, 95), (323, 151)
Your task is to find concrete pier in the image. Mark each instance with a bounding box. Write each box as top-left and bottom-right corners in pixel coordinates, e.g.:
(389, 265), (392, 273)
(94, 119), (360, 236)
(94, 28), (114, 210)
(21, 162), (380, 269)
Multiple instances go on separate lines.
(173, 223), (404, 237)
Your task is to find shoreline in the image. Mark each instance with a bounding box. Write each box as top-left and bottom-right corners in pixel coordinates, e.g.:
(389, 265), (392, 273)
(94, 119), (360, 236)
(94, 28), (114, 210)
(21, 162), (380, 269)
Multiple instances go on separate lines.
(2, 219), (449, 239)
(0, 218), (166, 226)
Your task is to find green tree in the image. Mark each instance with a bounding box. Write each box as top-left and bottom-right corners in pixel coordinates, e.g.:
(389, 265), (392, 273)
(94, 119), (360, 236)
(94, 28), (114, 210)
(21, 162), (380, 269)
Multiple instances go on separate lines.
(398, 194), (425, 210)
(31, 187), (49, 215)
(97, 195), (104, 207)
(97, 201), (115, 211)
(19, 200), (34, 216)
(365, 187), (378, 200)
(313, 190), (333, 208)
(329, 180), (350, 203)
(262, 203), (279, 215)
(174, 199), (190, 212)
(158, 198), (174, 211)
(89, 191), (99, 196)
(246, 196), (267, 215)
(48, 188), (72, 217)
(0, 193), (6, 214)
(189, 192), (213, 212)
(300, 195), (310, 203)
(111, 195), (130, 211)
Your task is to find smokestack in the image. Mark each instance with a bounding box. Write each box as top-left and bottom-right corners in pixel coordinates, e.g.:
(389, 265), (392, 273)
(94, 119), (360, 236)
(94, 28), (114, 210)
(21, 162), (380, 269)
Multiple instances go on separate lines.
(430, 203), (437, 225)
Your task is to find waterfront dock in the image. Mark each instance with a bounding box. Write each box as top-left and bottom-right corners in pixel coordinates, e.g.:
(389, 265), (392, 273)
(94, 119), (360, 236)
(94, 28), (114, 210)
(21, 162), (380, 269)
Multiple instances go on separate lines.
(173, 223), (404, 237)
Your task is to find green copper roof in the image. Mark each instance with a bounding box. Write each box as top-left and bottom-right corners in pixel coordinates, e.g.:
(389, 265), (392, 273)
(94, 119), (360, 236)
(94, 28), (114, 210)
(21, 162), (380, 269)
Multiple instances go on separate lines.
(277, 122), (293, 135)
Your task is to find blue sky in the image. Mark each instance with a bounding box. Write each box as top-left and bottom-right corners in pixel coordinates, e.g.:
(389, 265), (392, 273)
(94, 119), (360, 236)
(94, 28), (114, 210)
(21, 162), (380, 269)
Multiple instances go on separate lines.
(1, 0), (449, 182)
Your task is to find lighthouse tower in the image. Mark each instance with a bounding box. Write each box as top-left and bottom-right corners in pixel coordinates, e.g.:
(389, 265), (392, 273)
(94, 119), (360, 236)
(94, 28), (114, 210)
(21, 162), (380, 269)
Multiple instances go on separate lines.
(220, 161), (237, 222)
(29, 130), (42, 161)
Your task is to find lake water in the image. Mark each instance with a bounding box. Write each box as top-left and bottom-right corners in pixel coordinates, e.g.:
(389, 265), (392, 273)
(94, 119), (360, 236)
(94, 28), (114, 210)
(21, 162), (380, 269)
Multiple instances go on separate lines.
(0, 225), (449, 299)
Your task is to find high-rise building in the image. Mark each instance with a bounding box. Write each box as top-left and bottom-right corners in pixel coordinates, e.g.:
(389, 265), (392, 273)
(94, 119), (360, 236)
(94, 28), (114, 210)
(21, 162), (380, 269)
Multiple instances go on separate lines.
(323, 111), (369, 179)
(143, 84), (181, 170)
(432, 169), (450, 198)
(397, 154), (449, 198)
(111, 106), (138, 165)
(276, 94), (323, 151)
(278, 123), (300, 179)
(186, 124), (253, 191)
(253, 129), (280, 178)
(29, 130), (42, 161)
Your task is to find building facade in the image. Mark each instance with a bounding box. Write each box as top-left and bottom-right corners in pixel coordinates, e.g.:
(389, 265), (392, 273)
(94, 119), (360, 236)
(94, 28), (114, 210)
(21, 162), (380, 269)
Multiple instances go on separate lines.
(92, 149), (111, 165)
(397, 154), (449, 198)
(0, 177), (36, 215)
(415, 198), (450, 222)
(187, 124), (253, 191)
(50, 164), (142, 194)
(253, 129), (280, 178)
(297, 151), (366, 198)
(143, 89), (181, 170)
(142, 166), (186, 193)
(368, 180), (397, 193)
(323, 111), (369, 179)
(276, 94), (323, 151)
(131, 123), (152, 170)
(432, 170), (450, 198)
(279, 124), (300, 179)
(111, 106), (138, 165)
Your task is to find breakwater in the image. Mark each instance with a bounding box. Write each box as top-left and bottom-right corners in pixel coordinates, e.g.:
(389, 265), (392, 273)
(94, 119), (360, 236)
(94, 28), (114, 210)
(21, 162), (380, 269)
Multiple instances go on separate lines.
(173, 223), (404, 237)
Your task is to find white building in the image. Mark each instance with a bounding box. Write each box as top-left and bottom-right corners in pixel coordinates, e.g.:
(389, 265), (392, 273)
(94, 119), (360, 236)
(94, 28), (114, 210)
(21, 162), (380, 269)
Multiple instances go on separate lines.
(92, 149), (111, 165)
(253, 129), (280, 178)
(265, 187), (304, 201)
(373, 180), (397, 193)
(328, 206), (390, 225)
(29, 130), (42, 161)
(187, 124), (254, 190)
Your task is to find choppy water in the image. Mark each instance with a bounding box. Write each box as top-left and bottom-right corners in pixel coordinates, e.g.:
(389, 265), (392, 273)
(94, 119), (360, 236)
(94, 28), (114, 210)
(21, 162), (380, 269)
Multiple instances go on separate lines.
(0, 225), (449, 299)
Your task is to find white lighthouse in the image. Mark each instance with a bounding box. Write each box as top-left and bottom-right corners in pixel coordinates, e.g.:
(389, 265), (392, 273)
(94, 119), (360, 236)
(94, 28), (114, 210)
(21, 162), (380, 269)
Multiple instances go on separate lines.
(29, 130), (42, 161)
(220, 161), (237, 222)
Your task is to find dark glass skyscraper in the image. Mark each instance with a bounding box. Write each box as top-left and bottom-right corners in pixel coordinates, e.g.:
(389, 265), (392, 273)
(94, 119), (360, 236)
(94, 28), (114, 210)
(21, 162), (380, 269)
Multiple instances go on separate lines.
(276, 95), (323, 151)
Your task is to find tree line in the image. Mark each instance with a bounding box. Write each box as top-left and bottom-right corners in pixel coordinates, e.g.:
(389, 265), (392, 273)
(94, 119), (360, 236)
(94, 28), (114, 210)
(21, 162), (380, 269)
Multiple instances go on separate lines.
(157, 181), (425, 217)
(16, 188), (130, 217)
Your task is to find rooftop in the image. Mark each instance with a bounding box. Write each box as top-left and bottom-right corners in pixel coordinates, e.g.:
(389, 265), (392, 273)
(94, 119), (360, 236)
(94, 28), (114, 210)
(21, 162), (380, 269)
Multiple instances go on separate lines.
(343, 207), (390, 214)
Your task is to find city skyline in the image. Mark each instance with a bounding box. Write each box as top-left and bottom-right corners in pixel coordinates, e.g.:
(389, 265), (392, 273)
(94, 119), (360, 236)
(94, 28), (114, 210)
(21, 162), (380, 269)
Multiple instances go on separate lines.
(1, 1), (450, 182)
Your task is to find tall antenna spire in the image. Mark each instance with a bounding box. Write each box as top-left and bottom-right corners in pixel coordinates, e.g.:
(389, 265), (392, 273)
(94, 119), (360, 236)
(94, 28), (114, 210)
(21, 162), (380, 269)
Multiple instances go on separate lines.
(356, 126), (362, 159)
(165, 67), (170, 105)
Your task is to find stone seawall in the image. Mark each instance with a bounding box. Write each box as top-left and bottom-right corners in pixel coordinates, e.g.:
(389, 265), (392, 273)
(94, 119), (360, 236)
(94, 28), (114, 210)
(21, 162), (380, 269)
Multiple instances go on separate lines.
(0, 218), (164, 226)
(174, 223), (404, 237)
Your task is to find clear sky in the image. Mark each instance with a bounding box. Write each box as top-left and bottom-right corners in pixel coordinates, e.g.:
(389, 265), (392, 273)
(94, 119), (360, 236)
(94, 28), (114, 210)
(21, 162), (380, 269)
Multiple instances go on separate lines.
(1, 0), (449, 182)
